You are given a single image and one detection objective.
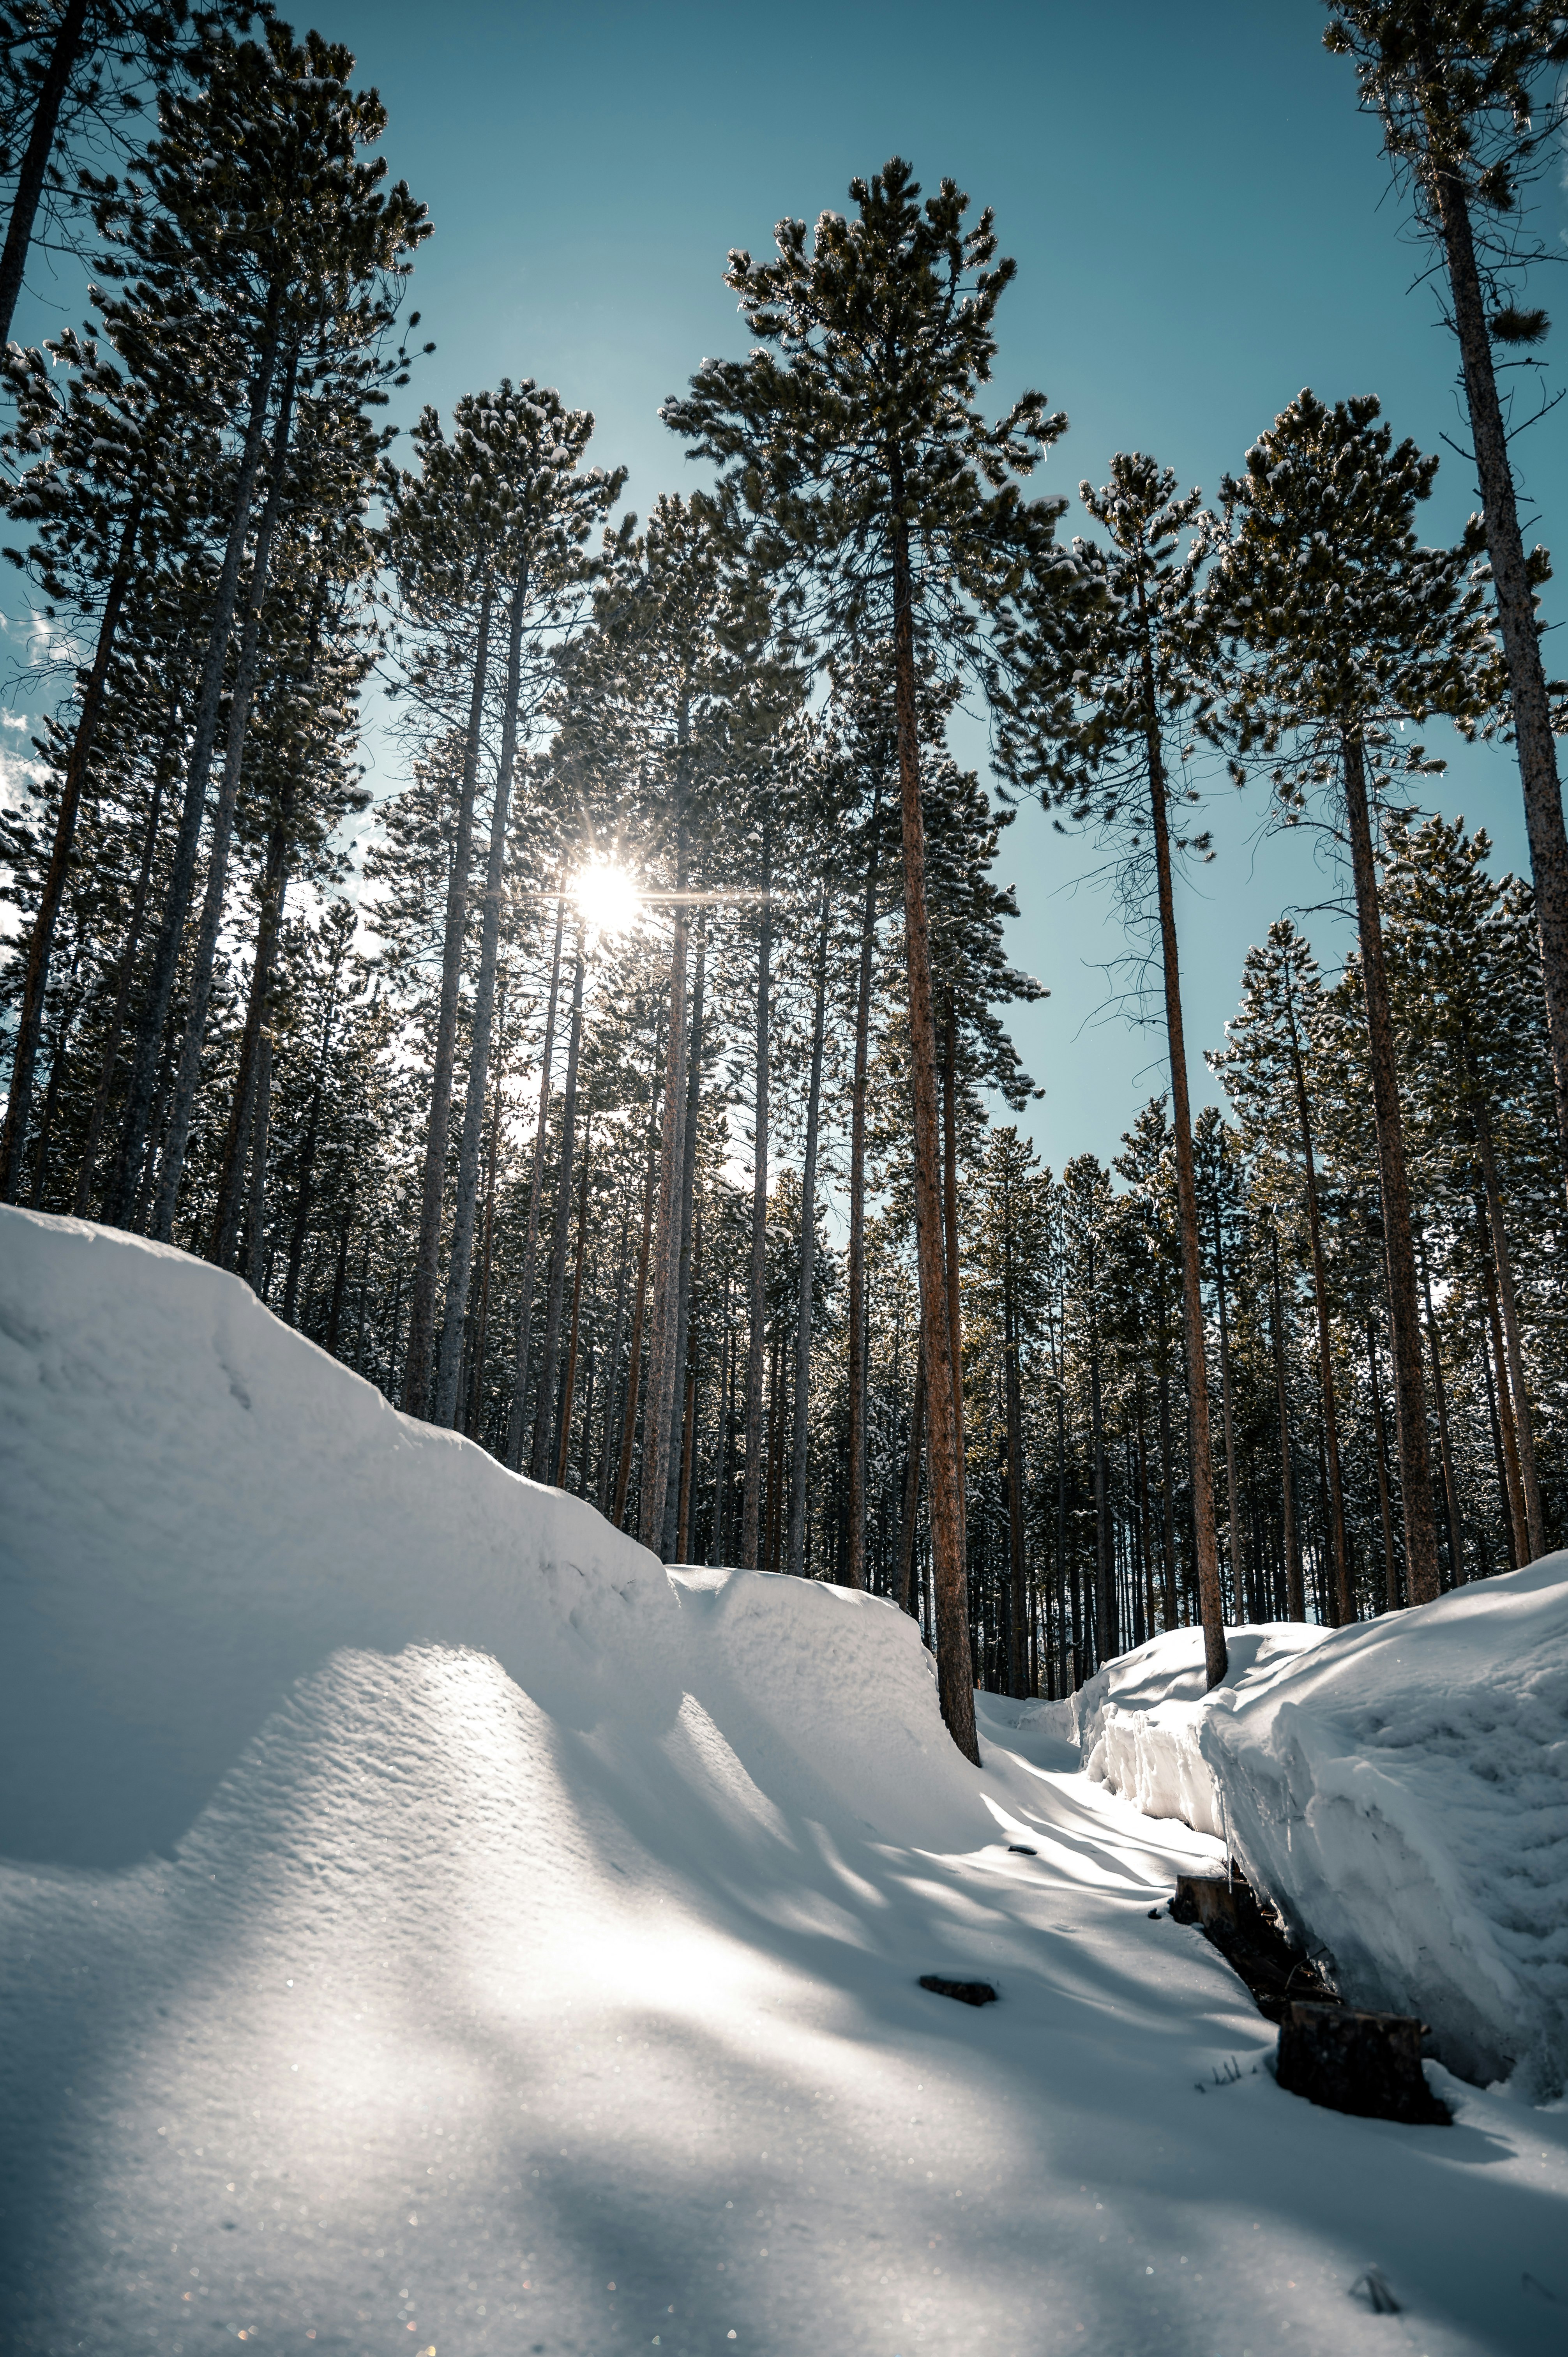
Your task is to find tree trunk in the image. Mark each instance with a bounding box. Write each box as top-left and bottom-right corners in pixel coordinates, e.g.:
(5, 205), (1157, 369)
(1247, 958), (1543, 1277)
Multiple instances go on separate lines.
(1420, 1232), (1465, 1586)
(888, 482), (976, 1762)
(786, 889), (831, 1580)
(1471, 1081), (1543, 1559)
(613, 1104), (659, 1528)
(1341, 731), (1440, 1605)
(676, 1195), (702, 1560)
(1004, 1218), (1028, 1695)
(1419, 104), (1568, 1201)
(1138, 585), (1227, 1685)
(1270, 1228), (1304, 1620)
(208, 754), (298, 1266)
(0, 0), (90, 347)
(1088, 1240), (1113, 1667)
(941, 993), (968, 1536)
(2, 471), (147, 1200)
(741, 823), (772, 1567)
(107, 287), (285, 1227)
(1283, 980), (1353, 1622)
(72, 745), (166, 1216)
(1211, 1187), (1243, 1622)
(401, 584), (493, 1415)
(1156, 1280), (1179, 1631)
(555, 1105), (592, 1488)
(436, 558), (530, 1426)
(845, 794), (880, 1590)
(640, 863), (690, 1554)
(897, 1338), (926, 1617)
(467, 982), (508, 1440)
(531, 939), (585, 1481)
(662, 912), (707, 1558)
(1476, 1189), (1528, 1565)
(504, 894), (566, 1469)
(1366, 1314), (1398, 1614)
(152, 339), (301, 1240)
(597, 1207), (631, 1513)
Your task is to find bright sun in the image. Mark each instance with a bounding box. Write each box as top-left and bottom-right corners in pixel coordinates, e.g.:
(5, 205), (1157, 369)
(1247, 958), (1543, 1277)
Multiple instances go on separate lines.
(571, 859), (641, 937)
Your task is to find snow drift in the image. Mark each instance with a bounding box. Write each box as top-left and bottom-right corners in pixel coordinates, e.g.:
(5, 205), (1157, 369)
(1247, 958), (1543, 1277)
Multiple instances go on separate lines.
(1039, 1590), (1568, 2094)
(5, 1207), (1568, 2357)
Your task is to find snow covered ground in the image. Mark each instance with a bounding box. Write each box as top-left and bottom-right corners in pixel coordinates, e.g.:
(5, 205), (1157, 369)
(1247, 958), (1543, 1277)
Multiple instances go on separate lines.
(4, 1207), (1568, 2357)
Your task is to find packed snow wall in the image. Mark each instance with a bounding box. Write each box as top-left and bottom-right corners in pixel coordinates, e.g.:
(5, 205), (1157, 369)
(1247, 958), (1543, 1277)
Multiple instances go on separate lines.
(1037, 1593), (1568, 2094)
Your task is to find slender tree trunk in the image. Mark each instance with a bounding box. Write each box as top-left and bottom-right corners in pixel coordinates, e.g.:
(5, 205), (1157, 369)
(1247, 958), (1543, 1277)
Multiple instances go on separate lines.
(897, 1338), (926, 1617)
(531, 940), (585, 1481)
(1341, 731), (1440, 1604)
(1418, 104), (1568, 1200)
(467, 986), (507, 1440)
(325, 1208), (353, 1360)
(153, 339), (301, 1240)
(436, 558), (530, 1425)
(888, 482), (976, 1761)
(2, 472), (147, 1199)
(676, 1195), (702, 1560)
(1476, 1189), (1529, 1565)
(1088, 1242), (1113, 1665)
(555, 1106), (592, 1488)
(1270, 1229), (1304, 1620)
(108, 288), (284, 1226)
(785, 889), (831, 1579)
(26, 984), (76, 1207)
(246, 1024), (274, 1297)
(741, 824), (772, 1567)
(0, 0), (90, 347)
(1420, 1233), (1465, 1586)
(663, 912), (707, 1557)
(846, 795), (880, 1590)
(1211, 1188), (1243, 1622)
(941, 993), (968, 1536)
(1156, 1281), (1179, 1631)
(1138, 587), (1226, 1686)
(614, 1108), (659, 1528)
(209, 765), (297, 1265)
(1004, 1221), (1027, 1695)
(640, 852), (690, 1554)
(504, 894), (566, 1469)
(73, 747), (166, 1215)
(597, 1207), (631, 1513)
(401, 584), (493, 1414)
(1284, 984), (1353, 1622)
(1471, 1082), (1543, 1559)
(1366, 1313), (1398, 1614)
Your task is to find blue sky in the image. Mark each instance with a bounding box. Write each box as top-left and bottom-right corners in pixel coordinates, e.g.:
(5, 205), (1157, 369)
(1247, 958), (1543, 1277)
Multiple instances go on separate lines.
(16, 0), (1567, 1170)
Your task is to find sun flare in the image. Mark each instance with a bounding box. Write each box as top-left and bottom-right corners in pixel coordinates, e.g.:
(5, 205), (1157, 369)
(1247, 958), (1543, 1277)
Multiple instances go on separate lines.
(571, 859), (641, 937)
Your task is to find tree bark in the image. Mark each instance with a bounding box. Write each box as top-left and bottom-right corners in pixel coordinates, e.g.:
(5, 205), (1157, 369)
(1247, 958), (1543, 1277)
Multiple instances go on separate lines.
(663, 911), (707, 1558)
(888, 481), (976, 1762)
(786, 888), (831, 1580)
(1418, 99), (1568, 1202)
(1366, 1314), (1398, 1614)
(107, 286), (284, 1226)
(504, 894), (566, 1469)
(436, 557), (530, 1427)
(1138, 584), (1227, 1685)
(153, 339), (301, 1239)
(1471, 1081), (1543, 1559)
(1283, 979), (1353, 1623)
(2, 470), (147, 1199)
(845, 793), (880, 1590)
(613, 1100), (659, 1528)
(554, 1105), (592, 1487)
(401, 583), (493, 1415)
(897, 1337), (926, 1617)
(0, 0), (90, 348)
(1269, 1228), (1304, 1620)
(467, 980), (508, 1440)
(1211, 1183), (1244, 1623)
(531, 939), (584, 1481)
(741, 823), (772, 1567)
(1419, 1231), (1465, 1586)
(1341, 731), (1440, 1605)
(1004, 1215), (1028, 1695)
(640, 867), (690, 1554)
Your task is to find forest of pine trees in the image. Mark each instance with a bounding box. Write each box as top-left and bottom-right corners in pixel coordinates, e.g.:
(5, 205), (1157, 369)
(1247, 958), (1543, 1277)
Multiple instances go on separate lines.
(2, 4), (1566, 1751)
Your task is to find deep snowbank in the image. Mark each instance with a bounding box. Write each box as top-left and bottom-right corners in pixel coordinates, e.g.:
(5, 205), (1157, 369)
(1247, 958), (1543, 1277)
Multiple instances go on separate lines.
(1036, 1592), (1568, 2093)
(5, 1208), (1568, 2357)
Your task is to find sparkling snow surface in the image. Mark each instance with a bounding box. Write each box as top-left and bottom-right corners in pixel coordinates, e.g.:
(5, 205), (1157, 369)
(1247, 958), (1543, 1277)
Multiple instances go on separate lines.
(3, 1209), (1568, 2357)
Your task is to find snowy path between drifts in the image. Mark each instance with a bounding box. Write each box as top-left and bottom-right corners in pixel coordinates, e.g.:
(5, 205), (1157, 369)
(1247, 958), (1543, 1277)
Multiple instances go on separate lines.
(3, 1210), (1568, 2357)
